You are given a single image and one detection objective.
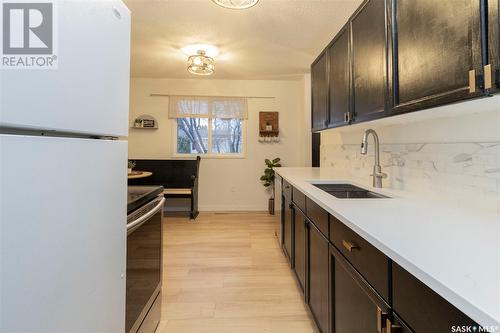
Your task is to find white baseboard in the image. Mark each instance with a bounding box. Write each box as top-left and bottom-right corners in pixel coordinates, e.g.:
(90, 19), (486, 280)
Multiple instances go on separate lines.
(198, 205), (269, 211)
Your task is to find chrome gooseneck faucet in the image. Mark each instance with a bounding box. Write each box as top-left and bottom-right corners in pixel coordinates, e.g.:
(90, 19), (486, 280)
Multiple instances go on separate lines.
(360, 129), (387, 188)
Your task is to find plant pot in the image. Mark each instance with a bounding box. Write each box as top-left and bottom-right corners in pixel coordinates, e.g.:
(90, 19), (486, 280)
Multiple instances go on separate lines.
(268, 198), (275, 215)
(128, 168), (132, 174)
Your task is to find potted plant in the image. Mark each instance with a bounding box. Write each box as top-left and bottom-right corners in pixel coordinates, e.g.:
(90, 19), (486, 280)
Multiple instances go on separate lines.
(128, 160), (136, 174)
(260, 157), (281, 215)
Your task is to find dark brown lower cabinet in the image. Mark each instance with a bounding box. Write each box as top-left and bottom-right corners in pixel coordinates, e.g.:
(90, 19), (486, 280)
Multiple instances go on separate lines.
(307, 222), (329, 333)
(282, 195), (293, 266)
(392, 263), (477, 333)
(293, 206), (306, 292)
(279, 186), (480, 333)
(331, 245), (391, 333)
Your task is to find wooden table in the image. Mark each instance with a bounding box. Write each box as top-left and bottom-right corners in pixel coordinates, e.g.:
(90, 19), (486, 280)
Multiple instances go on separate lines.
(127, 171), (153, 179)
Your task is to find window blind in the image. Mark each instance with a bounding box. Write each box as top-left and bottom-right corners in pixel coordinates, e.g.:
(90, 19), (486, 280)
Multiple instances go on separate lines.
(168, 96), (248, 119)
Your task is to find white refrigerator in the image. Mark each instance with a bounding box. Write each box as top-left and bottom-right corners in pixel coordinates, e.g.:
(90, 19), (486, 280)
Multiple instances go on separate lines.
(0, 1), (131, 332)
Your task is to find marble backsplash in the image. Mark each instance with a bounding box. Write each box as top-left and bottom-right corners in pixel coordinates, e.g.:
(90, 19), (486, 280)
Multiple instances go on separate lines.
(321, 142), (500, 214)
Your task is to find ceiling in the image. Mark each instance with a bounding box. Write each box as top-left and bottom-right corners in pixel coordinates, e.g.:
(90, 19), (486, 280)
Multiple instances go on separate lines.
(124, 0), (363, 79)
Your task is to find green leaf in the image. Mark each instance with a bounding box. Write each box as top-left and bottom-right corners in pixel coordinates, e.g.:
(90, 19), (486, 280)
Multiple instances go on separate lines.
(260, 175), (267, 181)
(263, 182), (271, 187)
(275, 163), (282, 167)
(265, 158), (271, 166)
(272, 158), (280, 163)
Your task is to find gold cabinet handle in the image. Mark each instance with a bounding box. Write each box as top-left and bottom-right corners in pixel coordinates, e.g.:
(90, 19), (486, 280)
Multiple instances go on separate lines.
(484, 64), (493, 90)
(469, 69), (476, 93)
(376, 307), (388, 333)
(342, 240), (360, 252)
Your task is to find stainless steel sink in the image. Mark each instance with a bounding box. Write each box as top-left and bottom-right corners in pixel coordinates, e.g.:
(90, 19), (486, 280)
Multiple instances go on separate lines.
(312, 183), (390, 199)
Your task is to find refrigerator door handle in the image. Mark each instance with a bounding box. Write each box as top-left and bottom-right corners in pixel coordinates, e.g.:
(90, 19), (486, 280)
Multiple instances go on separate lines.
(127, 198), (165, 232)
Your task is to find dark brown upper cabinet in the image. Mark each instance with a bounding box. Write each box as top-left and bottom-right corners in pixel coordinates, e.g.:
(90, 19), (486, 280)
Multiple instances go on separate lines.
(328, 24), (351, 128)
(311, 51), (329, 132)
(310, 0), (498, 132)
(487, 0), (500, 93)
(351, 0), (388, 122)
(391, 0), (484, 113)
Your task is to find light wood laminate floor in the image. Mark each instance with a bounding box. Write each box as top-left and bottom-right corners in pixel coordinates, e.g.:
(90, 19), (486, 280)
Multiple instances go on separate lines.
(157, 212), (318, 333)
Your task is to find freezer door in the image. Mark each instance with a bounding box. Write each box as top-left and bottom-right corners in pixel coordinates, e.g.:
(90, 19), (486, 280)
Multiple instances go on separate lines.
(0, 1), (130, 137)
(0, 135), (127, 333)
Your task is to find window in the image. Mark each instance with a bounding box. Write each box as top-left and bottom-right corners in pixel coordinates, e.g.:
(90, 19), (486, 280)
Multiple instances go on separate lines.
(170, 96), (247, 156)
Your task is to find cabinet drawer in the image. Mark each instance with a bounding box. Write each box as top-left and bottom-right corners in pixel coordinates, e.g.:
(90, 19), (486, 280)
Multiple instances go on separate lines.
(330, 216), (389, 301)
(392, 263), (476, 333)
(282, 179), (292, 199)
(305, 197), (328, 237)
(292, 187), (306, 212)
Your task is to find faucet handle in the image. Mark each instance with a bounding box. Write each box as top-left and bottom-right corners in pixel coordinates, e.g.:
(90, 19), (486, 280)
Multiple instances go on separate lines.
(377, 172), (388, 179)
(371, 171), (388, 179)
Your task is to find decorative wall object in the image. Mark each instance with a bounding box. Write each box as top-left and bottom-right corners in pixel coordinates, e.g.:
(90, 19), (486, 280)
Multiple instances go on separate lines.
(258, 111), (279, 143)
(132, 115), (158, 129)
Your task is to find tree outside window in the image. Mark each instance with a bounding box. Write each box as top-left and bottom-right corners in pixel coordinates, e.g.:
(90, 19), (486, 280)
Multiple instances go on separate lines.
(171, 96), (247, 156)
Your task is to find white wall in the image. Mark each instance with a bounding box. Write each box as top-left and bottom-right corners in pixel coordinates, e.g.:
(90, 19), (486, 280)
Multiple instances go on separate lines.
(302, 74), (312, 167)
(320, 96), (500, 214)
(128, 77), (309, 211)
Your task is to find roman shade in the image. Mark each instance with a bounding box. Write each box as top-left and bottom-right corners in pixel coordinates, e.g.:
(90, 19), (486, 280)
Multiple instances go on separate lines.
(168, 96), (248, 119)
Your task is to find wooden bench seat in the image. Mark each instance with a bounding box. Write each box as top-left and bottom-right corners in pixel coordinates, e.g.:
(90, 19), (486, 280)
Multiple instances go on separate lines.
(128, 157), (201, 219)
(164, 188), (192, 195)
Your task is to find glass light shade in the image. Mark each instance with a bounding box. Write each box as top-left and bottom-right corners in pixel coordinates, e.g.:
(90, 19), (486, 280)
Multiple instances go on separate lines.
(211, 0), (259, 9)
(187, 51), (215, 76)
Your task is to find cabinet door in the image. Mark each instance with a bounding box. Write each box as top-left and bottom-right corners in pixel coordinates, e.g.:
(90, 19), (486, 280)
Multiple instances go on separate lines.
(307, 223), (329, 333)
(351, 0), (387, 122)
(328, 25), (350, 127)
(280, 194), (285, 247)
(392, 0), (483, 112)
(293, 208), (306, 293)
(392, 263), (477, 333)
(331, 245), (390, 333)
(487, 0), (500, 93)
(283, 196), (293, 265)
(311, 51), (329, 131)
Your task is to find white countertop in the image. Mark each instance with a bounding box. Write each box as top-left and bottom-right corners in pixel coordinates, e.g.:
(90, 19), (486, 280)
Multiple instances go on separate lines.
(276, 167), (500, 327)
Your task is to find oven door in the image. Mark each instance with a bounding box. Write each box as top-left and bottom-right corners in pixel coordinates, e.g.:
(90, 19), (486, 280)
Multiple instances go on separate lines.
(126, 196), (165, 333)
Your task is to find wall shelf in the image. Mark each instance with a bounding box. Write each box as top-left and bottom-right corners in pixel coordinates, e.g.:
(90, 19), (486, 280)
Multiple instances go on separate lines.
(131, 114), (158, 129)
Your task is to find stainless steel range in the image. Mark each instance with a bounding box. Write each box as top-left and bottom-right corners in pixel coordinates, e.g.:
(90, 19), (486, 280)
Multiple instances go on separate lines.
(126, 186), (165, 333)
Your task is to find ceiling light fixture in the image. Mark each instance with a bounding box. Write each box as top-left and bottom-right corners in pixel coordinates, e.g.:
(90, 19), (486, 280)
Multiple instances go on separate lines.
(187, 50), (215, 76)
(182, 44), (219, 58)
(211, 0), (259, 10)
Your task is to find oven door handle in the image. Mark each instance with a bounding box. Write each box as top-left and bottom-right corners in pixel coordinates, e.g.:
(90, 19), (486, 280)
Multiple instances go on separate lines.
(127, 198), (165, 232)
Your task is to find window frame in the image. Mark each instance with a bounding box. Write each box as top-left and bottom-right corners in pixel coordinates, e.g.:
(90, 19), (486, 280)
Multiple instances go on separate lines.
(172, 117), (247, 159)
